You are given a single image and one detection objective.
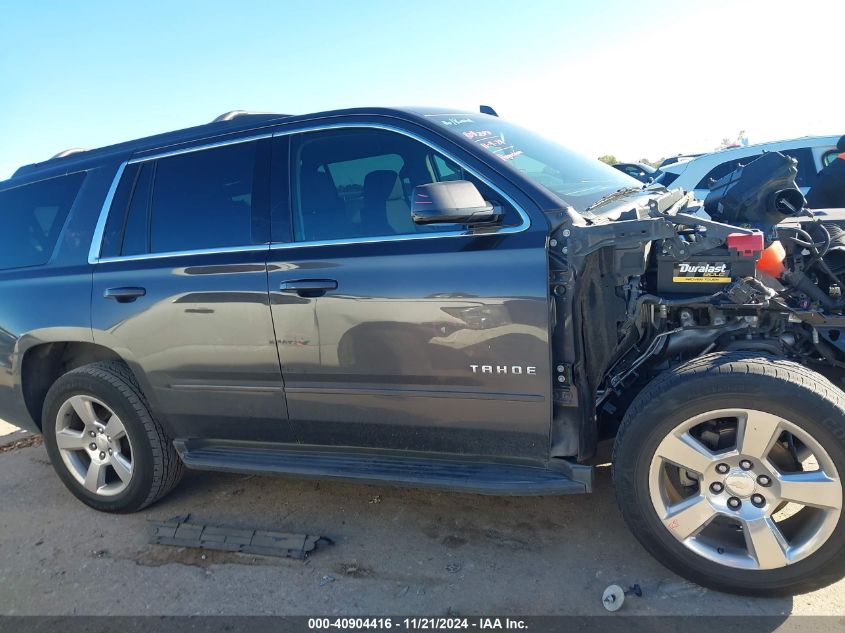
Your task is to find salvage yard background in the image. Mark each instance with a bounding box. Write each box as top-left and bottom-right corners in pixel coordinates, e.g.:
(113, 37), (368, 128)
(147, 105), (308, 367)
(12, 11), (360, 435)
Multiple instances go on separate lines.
(1, 421), (843, 616)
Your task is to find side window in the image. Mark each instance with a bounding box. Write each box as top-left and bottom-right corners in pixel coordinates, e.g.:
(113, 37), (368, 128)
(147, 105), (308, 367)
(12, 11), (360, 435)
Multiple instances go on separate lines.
(101, 163), (139, 258)
(431, 154), (463, 181)
(103, 140), (266, 258)
(288, 129), (518, 242)
(269, 136), (292, 244)
(122, 163), (153, 256)
(781, 148), (818, 189)
(695, 155), (762, 190)
(0, 171), (85, 270)
(148, 141), (258, 254)
(100, 163), (153, 258)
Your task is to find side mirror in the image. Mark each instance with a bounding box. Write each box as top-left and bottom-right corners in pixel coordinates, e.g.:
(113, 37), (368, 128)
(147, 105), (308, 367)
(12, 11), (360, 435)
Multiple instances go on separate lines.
(411, 181), (501, 225)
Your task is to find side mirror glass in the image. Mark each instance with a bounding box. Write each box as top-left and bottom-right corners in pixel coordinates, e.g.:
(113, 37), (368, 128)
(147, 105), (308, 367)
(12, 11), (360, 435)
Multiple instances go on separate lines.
(411, 181), (501, 225)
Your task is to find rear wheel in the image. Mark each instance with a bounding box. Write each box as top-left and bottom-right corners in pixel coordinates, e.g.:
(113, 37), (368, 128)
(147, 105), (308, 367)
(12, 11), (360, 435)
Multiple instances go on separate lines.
(43, 361), (183, 512)
(613, 353), (845, 595)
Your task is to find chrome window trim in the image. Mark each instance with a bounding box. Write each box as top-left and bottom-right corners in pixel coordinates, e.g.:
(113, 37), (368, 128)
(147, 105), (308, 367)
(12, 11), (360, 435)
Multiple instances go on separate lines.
(88, 161), (127, 264)
(95, 244), (269, 264)
(88, 123), (531, 265)
(88, 134), (271, 265)
(126, 132), (273, 164)
(274, 122), (531, 250)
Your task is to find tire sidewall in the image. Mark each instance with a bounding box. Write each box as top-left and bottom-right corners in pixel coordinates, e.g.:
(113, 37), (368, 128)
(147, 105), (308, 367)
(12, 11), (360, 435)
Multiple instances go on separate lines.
(615, 370), (845, 595)
(43, 370), (155, 513)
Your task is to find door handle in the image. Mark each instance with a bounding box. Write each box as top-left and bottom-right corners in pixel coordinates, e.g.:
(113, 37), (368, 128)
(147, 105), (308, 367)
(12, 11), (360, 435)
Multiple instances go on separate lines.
(278, 279), (338, 296)
(104, 287), (146, 303)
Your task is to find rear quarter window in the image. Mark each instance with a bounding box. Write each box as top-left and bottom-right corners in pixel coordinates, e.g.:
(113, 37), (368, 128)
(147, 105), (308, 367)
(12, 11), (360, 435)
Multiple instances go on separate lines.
(0, 172), (85, 270)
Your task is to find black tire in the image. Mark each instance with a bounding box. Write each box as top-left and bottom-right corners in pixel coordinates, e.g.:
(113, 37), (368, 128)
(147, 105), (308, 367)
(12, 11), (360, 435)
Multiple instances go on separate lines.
(613, 352), (845, 596)
(42, 361), (183, 512)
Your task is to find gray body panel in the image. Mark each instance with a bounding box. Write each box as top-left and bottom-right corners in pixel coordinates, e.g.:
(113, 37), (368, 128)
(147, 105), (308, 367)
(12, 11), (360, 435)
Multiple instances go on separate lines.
(0, 109), (565, 472)
(268, 232), (551, 459)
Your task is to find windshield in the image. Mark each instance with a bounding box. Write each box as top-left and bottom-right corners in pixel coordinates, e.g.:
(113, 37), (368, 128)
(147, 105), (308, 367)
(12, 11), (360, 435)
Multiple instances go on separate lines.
(430, 114), (639, 210)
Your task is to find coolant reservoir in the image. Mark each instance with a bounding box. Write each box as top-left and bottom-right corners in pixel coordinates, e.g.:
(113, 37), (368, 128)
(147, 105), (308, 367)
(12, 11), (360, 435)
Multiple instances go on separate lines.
(756, 240), (786, 278)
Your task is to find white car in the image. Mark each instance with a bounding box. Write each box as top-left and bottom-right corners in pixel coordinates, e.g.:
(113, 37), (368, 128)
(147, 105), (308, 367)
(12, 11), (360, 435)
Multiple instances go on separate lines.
(654, 135), (841, 199)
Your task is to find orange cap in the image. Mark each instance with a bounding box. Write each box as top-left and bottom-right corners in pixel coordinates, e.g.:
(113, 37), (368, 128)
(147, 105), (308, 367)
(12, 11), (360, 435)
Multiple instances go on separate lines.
(756, 241), (786, 278)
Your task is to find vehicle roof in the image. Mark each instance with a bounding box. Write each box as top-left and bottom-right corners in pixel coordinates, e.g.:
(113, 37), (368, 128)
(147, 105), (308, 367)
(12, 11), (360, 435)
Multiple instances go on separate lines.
(661, 135), (841, 176)
(658, 154), (701, 168)
(614, 162), (656, 171)
(4, 107), (473, 186)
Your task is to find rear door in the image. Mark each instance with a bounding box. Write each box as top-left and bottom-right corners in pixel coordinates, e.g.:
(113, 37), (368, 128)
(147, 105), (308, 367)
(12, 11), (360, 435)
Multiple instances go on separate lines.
(91, 136), (289, 442)
(266, 124), (551, 459)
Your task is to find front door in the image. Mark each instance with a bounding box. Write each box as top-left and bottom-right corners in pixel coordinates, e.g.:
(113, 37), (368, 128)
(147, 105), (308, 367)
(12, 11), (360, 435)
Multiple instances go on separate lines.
(91, 138), (288, 441)
(267, 125), (551, 459)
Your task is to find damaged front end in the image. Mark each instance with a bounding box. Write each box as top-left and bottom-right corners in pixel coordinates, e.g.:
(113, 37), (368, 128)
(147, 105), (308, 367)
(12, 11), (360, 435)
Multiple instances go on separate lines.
(549, 152), (845, 461)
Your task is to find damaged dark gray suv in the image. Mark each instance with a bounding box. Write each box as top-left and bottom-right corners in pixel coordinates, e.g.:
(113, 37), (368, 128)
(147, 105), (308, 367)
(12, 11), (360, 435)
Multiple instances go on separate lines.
(2, 107), (845, 596)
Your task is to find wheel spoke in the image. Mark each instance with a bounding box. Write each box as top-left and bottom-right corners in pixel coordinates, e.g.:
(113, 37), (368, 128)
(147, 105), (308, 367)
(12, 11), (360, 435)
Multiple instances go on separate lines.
(111, 453), (132, 483)
(104, 415), (127, 441)
(83, 460), (107, 493)
(55, 429), (87, 451)
(655, 432), (714, 475)
(778, 472), (842, 510)
(737, 410), (781, 460)
(744, 516), (789, 569)
(663, 494), (717, 540)
(68, 395), (99, 427)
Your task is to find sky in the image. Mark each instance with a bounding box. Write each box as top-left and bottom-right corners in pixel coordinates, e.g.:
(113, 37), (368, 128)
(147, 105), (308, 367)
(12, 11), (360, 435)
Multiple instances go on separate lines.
(1, 0), (843, 180)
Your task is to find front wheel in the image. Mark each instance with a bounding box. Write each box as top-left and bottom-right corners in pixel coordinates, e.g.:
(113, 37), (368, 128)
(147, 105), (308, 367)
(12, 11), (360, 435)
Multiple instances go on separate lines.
(613, 353), (845, 596)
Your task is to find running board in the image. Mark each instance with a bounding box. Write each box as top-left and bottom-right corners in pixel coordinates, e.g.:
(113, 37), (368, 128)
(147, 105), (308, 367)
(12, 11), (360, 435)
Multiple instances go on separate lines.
(174, 440), (591, 496)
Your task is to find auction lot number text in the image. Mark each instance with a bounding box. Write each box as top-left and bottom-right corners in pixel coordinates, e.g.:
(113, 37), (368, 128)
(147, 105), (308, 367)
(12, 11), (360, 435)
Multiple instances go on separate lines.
(308, 618), (528, 630)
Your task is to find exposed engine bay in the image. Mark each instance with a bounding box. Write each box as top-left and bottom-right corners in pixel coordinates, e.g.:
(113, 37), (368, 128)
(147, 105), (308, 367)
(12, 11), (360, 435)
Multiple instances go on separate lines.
(549, 152), (845, 460)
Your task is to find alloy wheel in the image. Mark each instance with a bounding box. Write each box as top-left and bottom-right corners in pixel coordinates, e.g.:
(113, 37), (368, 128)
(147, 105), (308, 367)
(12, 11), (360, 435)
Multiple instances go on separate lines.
(54, 395), (134, 497)
(649, 408), (842, 570)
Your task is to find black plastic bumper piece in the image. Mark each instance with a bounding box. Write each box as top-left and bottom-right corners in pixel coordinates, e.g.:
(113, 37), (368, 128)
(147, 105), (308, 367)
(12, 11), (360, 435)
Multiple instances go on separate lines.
(149, 514), (328, 559)
(174, 440), (590, 496)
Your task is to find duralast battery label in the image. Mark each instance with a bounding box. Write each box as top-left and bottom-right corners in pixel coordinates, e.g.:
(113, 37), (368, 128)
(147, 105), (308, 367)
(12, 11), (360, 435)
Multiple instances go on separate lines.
(672, 262), (731, 283)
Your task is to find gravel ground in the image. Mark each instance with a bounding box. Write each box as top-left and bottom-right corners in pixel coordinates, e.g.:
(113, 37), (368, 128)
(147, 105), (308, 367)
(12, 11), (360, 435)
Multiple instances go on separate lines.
(0, 422), (843, 617)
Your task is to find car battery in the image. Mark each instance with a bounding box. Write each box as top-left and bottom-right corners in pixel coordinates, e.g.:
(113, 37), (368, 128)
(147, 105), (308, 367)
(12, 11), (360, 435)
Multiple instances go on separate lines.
(656, 232), (763, 293)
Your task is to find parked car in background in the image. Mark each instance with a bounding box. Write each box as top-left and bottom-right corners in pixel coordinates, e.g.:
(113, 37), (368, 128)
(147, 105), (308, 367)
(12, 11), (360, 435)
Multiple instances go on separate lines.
(613, 162), (656, 183)
(653, 136), (841, 199)
(658, 153), (702, 168)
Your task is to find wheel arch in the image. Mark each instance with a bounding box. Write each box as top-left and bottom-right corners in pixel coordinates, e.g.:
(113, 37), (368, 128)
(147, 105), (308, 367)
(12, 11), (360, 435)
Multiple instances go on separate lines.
(19, 341), (160, 432)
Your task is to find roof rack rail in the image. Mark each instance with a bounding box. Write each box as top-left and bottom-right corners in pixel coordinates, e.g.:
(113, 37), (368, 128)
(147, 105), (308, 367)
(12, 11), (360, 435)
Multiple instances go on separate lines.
(51, 148), (88, 159)
(211, 110), (274, 123)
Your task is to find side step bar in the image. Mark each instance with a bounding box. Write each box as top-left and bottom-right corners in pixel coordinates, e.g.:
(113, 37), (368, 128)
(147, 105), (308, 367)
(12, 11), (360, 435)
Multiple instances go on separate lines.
(174, 440), (592, 496)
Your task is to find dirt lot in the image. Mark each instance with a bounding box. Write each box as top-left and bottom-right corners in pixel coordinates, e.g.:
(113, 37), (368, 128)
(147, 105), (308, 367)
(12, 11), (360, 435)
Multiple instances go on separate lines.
(0, 422), (843, 618)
